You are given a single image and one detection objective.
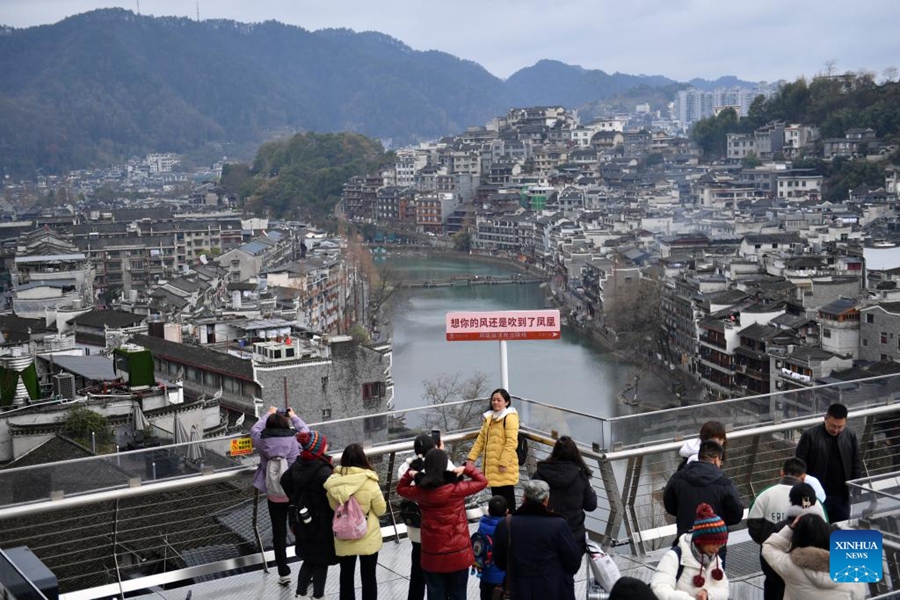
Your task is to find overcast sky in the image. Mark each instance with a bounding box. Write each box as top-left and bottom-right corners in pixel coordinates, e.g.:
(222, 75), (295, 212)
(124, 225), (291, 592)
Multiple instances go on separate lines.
(1, 0), (897, 82)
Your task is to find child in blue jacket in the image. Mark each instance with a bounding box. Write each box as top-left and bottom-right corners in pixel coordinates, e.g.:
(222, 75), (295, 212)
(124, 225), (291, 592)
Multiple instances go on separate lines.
(474, 495), (508, 600)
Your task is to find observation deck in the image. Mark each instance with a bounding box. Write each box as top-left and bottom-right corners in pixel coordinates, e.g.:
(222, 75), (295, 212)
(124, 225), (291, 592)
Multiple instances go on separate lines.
(2, 375), (900, 599)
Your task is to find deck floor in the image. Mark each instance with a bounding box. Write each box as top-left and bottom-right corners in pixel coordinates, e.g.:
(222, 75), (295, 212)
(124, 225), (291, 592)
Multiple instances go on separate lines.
(133, 528), (766, 599)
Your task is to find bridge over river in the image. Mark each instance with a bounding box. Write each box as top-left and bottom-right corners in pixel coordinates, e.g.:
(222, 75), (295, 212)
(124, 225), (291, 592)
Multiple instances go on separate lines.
(397, 274), (548, 288)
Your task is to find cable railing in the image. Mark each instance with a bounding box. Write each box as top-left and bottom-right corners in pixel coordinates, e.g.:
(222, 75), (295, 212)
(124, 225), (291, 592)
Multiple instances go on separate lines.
(2, 377), (900, 598)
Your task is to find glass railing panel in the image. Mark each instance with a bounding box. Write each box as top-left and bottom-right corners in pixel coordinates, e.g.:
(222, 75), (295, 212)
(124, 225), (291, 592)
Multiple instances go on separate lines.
(0, 549), (49, 600)
(605, 373), (900, 449)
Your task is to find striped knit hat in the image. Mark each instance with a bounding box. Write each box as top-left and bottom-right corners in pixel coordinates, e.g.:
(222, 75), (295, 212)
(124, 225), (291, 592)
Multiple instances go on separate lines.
(691, 503), (728, 547)
(297, 430), (327, 458)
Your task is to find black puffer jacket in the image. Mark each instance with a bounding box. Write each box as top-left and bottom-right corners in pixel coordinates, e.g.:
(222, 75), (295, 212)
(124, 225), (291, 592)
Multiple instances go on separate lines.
(280, 455), (337, 565)
(796, 423), (860, 498)
(532, 460), (597, 554)
(663, 459), (743, 535)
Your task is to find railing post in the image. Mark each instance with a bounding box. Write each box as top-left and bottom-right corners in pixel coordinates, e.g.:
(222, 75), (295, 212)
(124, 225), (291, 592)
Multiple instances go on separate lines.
(860, 415), (876, 478)
(252, 489), (269, 573)
(742, 434), (760, 497)
(384, 450), (401, 544)
(598, 455), (624, 551)
(621, 456), (645, 555)
(113, 498), (124, 600)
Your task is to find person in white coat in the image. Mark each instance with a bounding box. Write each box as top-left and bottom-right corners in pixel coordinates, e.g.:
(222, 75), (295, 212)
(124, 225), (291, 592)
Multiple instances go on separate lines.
(762, 514), (866, 600)
(651, 503), (730, 600)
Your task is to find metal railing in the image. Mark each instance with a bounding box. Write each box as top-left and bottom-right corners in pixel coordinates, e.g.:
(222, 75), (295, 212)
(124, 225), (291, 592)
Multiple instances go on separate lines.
(2, 376), (900, 598)
(848, 471), (900, 596)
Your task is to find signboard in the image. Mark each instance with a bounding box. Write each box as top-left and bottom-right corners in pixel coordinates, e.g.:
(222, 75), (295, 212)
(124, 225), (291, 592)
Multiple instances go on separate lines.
(445, 309), (561, 341)
(230, 437), (254, 456)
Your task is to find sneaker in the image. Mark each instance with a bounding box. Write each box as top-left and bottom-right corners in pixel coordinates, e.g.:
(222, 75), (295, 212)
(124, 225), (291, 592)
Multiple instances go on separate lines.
(278, 575), (291, 586)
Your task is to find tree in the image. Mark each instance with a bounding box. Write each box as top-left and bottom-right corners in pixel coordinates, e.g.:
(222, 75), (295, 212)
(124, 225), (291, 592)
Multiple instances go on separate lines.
(741, 152), (762, 168)
(452, 230), (472, 252)
(603, 268), (662, 353)
(60, 407), (115, 452)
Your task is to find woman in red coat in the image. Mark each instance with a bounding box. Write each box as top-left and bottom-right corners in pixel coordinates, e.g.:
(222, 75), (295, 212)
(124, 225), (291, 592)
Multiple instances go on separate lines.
(397, 448), (488, 600)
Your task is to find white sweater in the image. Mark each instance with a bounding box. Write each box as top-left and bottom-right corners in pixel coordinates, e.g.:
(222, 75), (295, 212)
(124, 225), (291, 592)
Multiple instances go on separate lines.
(650, 533), (730, 600)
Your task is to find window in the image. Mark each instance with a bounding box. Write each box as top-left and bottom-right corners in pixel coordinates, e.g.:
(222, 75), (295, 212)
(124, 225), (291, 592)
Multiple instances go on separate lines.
(321, 376), (328, 391)
(823, 328), (832, 338)
(867, 314), (875, 323)
(321, 408), (332, 421)
(882, 332), (888, 344)
(362, 381), (386, 402)
(863, 339), (869, 347)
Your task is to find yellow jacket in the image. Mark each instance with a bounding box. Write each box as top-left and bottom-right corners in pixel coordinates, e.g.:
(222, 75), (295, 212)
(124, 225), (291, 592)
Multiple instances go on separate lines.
(324, 466), (387, 556)
(467, 408), (520, 487)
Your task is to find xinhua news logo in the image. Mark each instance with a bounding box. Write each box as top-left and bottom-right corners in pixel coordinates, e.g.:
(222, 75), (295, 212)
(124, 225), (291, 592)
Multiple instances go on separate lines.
(830, 529), (883, 583)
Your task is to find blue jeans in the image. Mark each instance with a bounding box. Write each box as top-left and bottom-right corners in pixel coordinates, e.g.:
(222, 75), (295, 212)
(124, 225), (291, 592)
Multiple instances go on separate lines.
(424, 569), (468, 600)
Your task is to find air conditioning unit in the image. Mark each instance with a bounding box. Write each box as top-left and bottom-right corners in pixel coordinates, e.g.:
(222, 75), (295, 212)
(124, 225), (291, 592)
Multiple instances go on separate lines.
(775, 381), (784, 390)
(775, 360), (783, 368)
(53, 373), (76, 400)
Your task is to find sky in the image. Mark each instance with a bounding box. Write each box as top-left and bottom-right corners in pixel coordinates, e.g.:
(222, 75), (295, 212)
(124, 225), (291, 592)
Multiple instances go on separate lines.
(1, 0), (898, 83)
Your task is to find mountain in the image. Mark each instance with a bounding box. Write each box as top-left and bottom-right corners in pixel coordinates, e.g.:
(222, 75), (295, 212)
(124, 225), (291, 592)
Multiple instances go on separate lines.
(687, 76), (759, 91)
(0, 9), (736, 176)
(505, 60), (677, 107)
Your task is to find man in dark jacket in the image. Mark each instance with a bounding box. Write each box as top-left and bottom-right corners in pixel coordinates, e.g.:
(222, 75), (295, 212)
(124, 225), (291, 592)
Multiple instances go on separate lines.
(795, 402), (860, 522)
(663, 440), (744, 536)
(493, 479), (581, 600)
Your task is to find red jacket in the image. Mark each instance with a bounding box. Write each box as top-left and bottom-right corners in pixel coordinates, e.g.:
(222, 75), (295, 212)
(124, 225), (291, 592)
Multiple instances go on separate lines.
(397, 463), (487, 573)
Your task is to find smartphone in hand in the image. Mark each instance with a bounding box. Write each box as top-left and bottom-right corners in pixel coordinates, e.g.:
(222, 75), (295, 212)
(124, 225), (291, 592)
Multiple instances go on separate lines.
(431, 429), (441, 446)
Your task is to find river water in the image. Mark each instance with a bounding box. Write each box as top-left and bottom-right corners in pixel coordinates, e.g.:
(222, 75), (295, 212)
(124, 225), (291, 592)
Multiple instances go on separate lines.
(383, 255), (634, 419)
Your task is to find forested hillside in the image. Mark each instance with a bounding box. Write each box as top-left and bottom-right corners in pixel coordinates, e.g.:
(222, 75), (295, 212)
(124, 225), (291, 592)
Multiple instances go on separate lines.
(222, 132), (394, 221)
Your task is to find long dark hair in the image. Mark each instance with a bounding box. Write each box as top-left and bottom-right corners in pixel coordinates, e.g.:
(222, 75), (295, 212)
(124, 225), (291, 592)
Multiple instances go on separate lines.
(790, 513), (831, 552)
(266, 413), (292, 429)
(488, 388), (511, 409)
(544, 436), (592, 477)
(339, 443), (374, 472)
(417, 449), (451, 490)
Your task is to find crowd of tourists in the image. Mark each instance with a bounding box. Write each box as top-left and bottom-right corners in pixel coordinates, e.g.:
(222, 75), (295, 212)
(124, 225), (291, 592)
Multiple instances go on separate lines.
(250, 392), (868, 600)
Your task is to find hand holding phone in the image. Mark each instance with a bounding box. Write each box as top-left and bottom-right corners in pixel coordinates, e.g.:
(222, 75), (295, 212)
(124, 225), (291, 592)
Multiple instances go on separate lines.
(431, 429), (441, 447)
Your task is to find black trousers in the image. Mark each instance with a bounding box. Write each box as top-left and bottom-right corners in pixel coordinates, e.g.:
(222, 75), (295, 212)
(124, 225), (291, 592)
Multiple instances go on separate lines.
(267, 500), (291, 577)
(825, 494), (850, 523)
(297, 562), (329, 598)
(491, 485), (516, 511)
(339, 553), (378, 600)
(408, 541), (426, 600)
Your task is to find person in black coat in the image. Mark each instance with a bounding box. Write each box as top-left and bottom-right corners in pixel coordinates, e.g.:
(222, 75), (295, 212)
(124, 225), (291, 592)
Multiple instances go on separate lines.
(280, 430), (337, 600)
(663, 439), (743, 557)
(531, 436), (598, 555)
(795, 403), (861, 522)
(493, 480), (581, 600)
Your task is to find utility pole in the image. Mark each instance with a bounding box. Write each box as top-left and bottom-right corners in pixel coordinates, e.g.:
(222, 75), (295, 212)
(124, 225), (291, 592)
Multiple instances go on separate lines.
(136, 0), (140, 15)
(196, 1), (200, 21)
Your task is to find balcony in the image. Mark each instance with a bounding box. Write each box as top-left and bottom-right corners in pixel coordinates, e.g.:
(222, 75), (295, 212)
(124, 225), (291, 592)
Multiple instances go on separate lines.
(2, 384), (900, 599)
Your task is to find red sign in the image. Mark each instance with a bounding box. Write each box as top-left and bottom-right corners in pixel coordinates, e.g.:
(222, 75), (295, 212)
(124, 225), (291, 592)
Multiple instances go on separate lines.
(445, 310), (561, 341)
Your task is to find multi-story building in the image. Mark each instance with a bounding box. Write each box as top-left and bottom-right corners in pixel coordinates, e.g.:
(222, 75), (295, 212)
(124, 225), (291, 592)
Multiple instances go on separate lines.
(819, 298), (860, 359)
(859, 303), (900, 363)
(11, 229), (94, 318)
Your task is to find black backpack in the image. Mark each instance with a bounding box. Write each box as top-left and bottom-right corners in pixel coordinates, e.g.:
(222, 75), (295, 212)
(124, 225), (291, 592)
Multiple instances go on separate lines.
(399, 499), (422, 529)
(504, 416), (529, 466)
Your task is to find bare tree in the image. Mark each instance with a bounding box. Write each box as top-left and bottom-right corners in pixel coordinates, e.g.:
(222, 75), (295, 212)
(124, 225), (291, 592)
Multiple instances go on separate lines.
(824, 59), (838, 77)
(883, 66), (898, 83)
(420, 370), (489, 463)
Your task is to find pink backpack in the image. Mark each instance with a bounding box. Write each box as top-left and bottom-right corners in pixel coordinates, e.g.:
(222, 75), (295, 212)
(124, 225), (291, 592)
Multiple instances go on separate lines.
(332, 495), (368, 540)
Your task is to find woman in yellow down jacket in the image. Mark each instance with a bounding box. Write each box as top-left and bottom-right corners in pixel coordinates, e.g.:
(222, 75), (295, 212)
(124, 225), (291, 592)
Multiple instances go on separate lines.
(466, 388), (519, 510)
(324, 443), (387, 600)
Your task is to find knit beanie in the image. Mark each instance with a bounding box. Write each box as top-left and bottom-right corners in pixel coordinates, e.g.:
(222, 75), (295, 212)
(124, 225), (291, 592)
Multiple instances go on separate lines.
(691, 503), (728, 547)
(297, 430), (327, 458)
